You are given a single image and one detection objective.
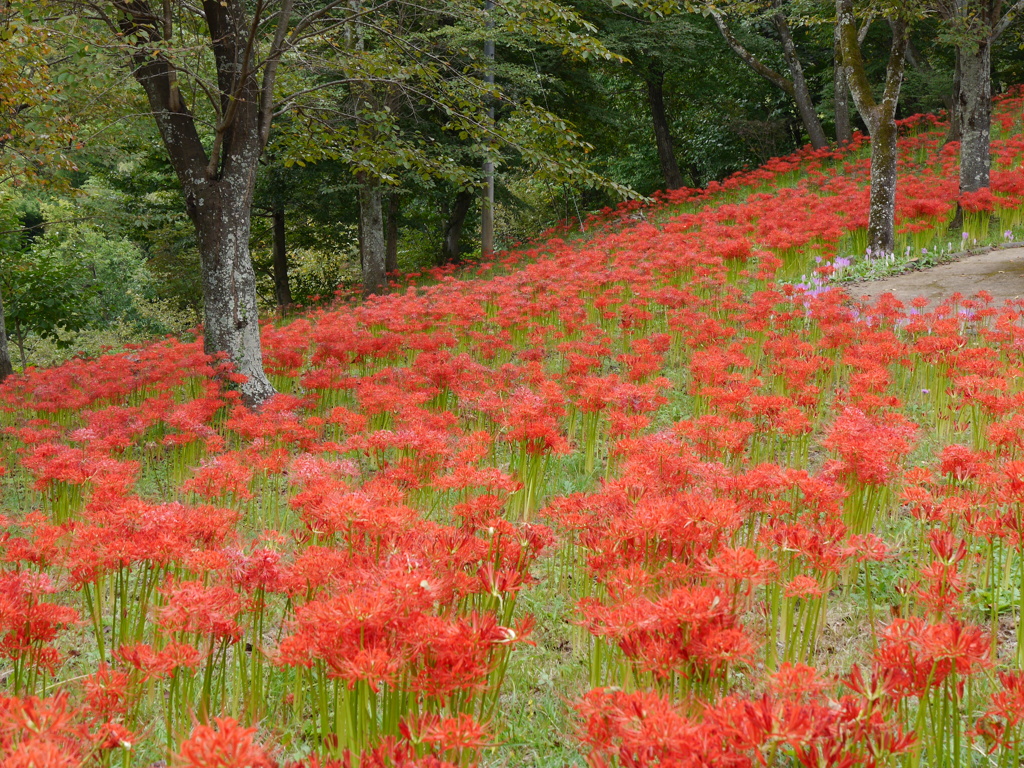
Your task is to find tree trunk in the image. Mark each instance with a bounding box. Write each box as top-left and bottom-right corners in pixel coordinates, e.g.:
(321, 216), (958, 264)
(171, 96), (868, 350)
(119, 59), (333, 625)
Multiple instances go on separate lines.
(646, 65), (686, 189)
(116, 2), (278, 408)
(359, 175), (387, 297)
(442, 191), (474, 265)
(945, 54), (962, 146)
(834, 24), (853, 145)
(958, 36), (992, 193)
(13, 319), (26, 370)
(272, 205), (293, 309)
(836, 0), (909, 257)
(775, 13), (829, 150)
(868, 117), (899, 256)
(0, 286), (13, 384)
(192, 181), (276, 405)
(385, 192), (399, 274)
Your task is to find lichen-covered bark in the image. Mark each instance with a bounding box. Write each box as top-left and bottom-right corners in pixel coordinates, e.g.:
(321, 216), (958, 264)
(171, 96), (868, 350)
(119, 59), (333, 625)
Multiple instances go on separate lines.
(834, 24), (852, 144)
(360, 177), (387, 297)
(0, 286), (13, 384)
(868, 118), (898, 256)
(192, 167), (277, 406)
(958, 37), (992, 193)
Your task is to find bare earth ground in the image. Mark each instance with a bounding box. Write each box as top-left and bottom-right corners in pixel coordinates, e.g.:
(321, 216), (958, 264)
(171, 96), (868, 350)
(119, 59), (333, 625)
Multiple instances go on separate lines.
(849, 245), (1024, 309)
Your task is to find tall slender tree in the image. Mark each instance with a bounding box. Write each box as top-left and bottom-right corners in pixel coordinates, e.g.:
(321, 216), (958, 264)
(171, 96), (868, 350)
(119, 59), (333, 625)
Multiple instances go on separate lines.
(833, 21), (853, 144)
(645, 62), (687, 188)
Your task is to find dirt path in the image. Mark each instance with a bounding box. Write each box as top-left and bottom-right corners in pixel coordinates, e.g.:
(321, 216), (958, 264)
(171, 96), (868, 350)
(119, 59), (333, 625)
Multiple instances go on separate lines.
(848, 246), (1024, 309)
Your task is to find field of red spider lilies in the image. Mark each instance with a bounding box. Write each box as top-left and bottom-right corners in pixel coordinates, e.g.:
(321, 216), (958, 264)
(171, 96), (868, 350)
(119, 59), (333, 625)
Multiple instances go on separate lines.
(5, 92), (1024, 768)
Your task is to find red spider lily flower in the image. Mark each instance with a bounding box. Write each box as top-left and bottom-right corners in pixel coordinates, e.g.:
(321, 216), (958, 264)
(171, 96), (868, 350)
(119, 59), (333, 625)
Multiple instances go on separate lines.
(176, 717), (273, 768)
(784, 575), (825, 600)
(938, 441), (987, 475)
(927, 530), (967, 566)
(20, 443), (91, 490)
(399, 713), (489, 751)
(0, 571), (79, 674)
(705, 547), (779, 594)
(959, 187), (997, 212)
(823, 407), (917, 486)
(114, 642), (202, 681)
(974, 671), (1024, 751)
(82, 664), (130, 721)
(874, 618), (991, 698)
(183, 451), (255, 501)
(847, 534), (891, 562)
(0, 692), (135, 766)
(90, 720), (136, 751)
(158, 580), (244, 642)
(769, 663), (829, 701)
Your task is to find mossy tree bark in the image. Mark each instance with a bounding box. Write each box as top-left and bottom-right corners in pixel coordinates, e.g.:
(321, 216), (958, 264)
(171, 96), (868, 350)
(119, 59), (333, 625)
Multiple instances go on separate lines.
(956, 0), (1024, 193)
(836, 0), (909, 257)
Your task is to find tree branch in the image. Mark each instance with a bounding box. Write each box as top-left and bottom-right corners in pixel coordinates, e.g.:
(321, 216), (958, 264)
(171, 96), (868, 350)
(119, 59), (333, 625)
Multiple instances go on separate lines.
(260, 0), (296, 149)
(709, 8), (794, 97)
(836, 0), (878, 126)
(880, 18), (909, 123)
(111, 1), (209, 181)
(858, 12), (873, 44)
(993, 0), (1024, 39)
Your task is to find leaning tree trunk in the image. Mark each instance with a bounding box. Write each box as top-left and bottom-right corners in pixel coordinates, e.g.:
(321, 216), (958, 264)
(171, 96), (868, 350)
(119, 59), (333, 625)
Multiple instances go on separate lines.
(834, 25), (853, 144)
(776, 13), (829, 150)
(442, 190), (474, 265)
(359, 175), (387, 297)
(867, 116), (899, 256)
(272, 205), (293, 309)
(711, 8), (828, 151)
(0, 286), (13, 384)
(646, 65), (686, 189)
(958, 38), (992, 193)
